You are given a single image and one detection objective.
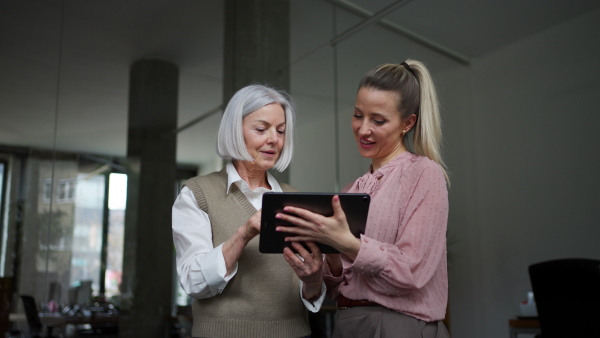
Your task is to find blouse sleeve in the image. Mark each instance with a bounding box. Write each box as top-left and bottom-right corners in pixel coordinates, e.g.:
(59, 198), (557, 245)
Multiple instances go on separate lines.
(340, 164), (448, 296)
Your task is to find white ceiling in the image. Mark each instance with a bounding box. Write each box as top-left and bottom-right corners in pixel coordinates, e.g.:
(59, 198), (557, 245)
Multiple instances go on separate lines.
(1, 0), (598, 168)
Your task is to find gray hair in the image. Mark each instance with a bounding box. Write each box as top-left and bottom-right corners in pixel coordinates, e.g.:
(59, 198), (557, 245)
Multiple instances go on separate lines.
(216, 84), (295, 172)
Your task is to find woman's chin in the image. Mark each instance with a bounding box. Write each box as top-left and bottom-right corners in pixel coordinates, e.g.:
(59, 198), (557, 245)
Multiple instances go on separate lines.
(250, 159), (277, 171)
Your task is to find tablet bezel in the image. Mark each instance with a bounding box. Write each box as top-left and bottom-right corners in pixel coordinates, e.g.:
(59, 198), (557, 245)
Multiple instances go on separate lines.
(259, 192), (370, 254)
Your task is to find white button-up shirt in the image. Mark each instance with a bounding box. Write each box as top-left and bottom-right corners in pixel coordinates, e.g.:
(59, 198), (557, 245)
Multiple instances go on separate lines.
(172, 162), (325, 312)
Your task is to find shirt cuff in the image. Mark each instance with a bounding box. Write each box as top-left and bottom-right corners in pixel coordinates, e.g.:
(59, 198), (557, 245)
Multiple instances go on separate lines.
(323, 260), (344, 282)
(200, 243), (237, 295)
(299, 280), (327, 313)
(342, 235), (384, 276)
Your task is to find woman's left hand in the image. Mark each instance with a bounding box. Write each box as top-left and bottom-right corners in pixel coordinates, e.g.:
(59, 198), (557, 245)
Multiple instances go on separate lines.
(283, 241), (323, 301)
(276, 195), (361, 258)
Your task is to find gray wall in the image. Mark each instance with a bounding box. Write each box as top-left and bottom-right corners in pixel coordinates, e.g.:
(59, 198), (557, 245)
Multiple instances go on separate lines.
(290, 4), (600, 338)
(452, 8), (600, 338)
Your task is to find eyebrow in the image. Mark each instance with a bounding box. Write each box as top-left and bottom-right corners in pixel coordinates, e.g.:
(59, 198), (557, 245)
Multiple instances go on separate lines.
(354, 107), (387, 119)
(252, 119), (286, 127)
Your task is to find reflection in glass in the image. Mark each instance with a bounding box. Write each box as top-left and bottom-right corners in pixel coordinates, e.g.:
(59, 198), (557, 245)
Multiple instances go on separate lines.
(0, 161), (5, 270)
(37, 158), (78, 307)
(106, 173), (126, 298)
(70, 173), (104, 296)
(27, 157), (126, 307)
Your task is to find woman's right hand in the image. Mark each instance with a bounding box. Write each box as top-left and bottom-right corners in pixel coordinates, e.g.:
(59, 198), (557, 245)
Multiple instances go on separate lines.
(241, 209), (261, 241)
(275, 195), (361, 259)
(222, 209), (262, 276)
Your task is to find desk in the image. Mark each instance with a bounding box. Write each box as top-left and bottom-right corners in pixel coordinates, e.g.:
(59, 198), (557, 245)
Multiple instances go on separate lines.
(508, 318), (540, 338)
(10, 312), (119, 337)
(10, 313), (118, 326)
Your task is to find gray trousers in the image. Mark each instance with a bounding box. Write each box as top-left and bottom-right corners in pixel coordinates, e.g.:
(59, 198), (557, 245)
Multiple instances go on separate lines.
(332, 306), (450, 338)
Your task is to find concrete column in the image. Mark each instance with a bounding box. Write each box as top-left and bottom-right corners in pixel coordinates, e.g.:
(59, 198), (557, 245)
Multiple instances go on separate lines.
(224, 0), (291, 183)
(120, 59), (178, 338)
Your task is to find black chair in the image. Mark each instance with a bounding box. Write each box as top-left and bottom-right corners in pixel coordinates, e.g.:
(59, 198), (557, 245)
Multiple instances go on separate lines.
(20, 294), (55, 338)
(528, 258), (600, 338)
(0, 277), (14, 338)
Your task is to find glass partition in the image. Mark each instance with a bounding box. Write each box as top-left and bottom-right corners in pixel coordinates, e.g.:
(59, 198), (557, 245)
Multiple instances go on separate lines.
(0, 3), (221, 335)
(0, 0), (133, 324)
(0, 1), (64, 322)
(105, 173), (126, 298)
(0, 160), (6, 270)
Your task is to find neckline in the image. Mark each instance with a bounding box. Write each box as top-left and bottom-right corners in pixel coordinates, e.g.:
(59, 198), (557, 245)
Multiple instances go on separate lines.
(370, 151), (414, 174)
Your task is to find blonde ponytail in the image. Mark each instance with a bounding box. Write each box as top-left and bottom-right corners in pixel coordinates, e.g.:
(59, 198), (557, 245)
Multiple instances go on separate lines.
(406, 60), (449, 185)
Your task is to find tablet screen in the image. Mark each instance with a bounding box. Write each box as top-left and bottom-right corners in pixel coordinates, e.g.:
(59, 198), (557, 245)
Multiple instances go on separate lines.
(259, 192), (370, 254)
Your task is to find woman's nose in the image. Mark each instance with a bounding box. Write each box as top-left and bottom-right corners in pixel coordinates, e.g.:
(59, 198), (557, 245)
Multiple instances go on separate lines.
(358, 121), (371, 136)
(265, 129), (278, 144)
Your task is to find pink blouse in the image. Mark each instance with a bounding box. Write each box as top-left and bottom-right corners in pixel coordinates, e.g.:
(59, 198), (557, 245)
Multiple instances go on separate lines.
(324, 151), (449, 321)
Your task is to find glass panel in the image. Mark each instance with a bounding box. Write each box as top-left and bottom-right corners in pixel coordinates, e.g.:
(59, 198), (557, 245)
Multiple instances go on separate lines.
(21, 156), (123, 308)
(35, 158), (79, 308)
(0, 162), (4, 202)
(70, 173), (104, 298)
(0, 0), (62, 310)
(0, 160), (5, 272)
(106, 173), (126, 298)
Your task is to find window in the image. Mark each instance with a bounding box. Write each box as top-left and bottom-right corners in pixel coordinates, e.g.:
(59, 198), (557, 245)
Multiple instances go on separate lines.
(0, 160), (7, 272)
(19, 156), (128, 306)
(105, 173), (126, 297)
(0, 161), (5, 222)
(43, 178), (52, 203)
(70, 173), (105, 294)
(69, 171), (126, 299)
(57, 178), (77, 204)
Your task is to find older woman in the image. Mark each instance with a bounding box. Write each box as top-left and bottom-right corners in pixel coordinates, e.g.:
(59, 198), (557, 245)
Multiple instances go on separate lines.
(172, 84), (325, 338)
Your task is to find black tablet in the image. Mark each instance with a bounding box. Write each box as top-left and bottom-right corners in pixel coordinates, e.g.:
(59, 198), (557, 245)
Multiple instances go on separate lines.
(259, 192), (370, 254)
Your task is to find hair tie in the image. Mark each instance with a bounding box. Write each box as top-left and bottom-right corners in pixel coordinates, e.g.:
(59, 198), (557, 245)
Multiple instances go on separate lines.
(401, 61), (418, 79)
(401, 61), (420, 116)
(401, 62), (419, 81)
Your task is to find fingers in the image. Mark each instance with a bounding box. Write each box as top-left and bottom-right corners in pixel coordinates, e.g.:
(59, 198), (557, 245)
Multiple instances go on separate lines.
(282, 247), (300, 264)
(275, 209), (320, 238)
(252, 210), (261, 226)
(248, 215), (260, 232)
(282, 242), (319, 262)
(276, 212), (313, 228)
(331, 195), (342, 214)
(303, 241), (322, 257)
(283, 245), (308, 272)
(291, 241), (311, 258)
(276, 224), (312, 237)
(243, 210), (262, 239)
(283, 243), (323, 281)
(279, 206), (319, 223)
(331, 195), (347, 221)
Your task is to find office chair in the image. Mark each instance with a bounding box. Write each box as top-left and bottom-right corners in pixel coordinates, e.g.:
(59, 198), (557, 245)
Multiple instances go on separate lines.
(528, 258), (600, 338)
(20, 294), (55, 338)
(0, 277), (14, 338)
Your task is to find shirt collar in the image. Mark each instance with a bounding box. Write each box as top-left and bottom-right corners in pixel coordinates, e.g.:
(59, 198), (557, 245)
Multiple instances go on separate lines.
(225, 162), (282, 194)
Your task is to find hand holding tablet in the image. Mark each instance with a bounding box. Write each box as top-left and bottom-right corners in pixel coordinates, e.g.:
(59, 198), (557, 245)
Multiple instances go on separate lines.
(259, 192), (370, 254)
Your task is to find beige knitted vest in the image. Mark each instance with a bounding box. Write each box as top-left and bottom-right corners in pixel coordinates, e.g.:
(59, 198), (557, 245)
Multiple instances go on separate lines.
(183, 168), (309, 338)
